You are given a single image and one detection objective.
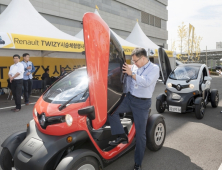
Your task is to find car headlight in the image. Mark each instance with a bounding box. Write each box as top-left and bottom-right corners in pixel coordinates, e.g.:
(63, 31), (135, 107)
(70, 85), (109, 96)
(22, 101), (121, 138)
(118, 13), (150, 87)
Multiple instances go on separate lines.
(34, 108), (37, 117)
(65, 114), (73, 126)
(189, 84), (195, 89)
(172, 93), (181, 100)
(167, 83), (172, 88)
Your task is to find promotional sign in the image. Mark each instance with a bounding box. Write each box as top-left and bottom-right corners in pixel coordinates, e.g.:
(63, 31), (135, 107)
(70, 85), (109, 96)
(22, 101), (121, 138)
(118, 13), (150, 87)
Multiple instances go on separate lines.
(0, 56), (131, 88)
(0, 32), (135, 55)
(0, 32), (85, 53)
(148, 48), (156, 56)
(0, 33), (12, 48)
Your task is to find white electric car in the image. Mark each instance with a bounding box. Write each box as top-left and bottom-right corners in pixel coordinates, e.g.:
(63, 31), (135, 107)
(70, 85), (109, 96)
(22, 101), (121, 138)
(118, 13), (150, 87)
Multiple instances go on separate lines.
(156, 48), (219, 119)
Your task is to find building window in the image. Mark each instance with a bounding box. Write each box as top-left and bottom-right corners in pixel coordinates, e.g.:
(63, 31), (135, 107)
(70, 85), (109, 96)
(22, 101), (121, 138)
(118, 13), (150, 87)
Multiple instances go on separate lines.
(149, 14), (154, 26)
(155, 17), (161, 28)
(141, 11), (162, 29)
(141, 11), (149, 25)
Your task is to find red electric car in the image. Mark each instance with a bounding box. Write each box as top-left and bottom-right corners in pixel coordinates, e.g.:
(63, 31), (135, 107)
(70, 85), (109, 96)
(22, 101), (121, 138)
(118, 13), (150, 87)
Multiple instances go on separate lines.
(0, 13), (166, 170)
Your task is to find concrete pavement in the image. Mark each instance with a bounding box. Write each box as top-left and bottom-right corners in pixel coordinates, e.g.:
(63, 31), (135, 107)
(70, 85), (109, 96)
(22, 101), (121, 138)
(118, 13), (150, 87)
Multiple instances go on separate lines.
(0, 78), (221, 170)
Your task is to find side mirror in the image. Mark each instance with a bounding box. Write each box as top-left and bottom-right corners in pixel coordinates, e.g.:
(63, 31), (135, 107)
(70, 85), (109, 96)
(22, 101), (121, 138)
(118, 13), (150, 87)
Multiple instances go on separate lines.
(204, 76), (212, 81)
(78, 106), (95, 120)
(201, 84), (206, 91)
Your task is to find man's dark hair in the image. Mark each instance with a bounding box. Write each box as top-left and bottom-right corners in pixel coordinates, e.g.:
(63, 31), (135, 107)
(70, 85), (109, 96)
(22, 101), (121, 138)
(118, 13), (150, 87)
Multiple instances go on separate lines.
(45, 68), (49, 73)
(131, 48), (147, 58)
(13, 54), (20, 59)
(23, 53), (30, 57)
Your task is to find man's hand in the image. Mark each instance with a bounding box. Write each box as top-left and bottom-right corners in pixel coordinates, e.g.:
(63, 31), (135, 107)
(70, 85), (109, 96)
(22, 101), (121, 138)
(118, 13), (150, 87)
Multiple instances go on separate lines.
(122, 63), (132, 76)
(27, 66), (32, 70)
(10, 77), (13, 83)
(26, 72), (31, 76)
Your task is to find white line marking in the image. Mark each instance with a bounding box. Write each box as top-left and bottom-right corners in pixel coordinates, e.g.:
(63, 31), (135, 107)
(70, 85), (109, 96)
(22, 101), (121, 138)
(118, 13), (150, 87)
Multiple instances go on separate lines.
(0, 102), (36, 110)
(218, 163), (222, 170)
(30, 95), (41, 98)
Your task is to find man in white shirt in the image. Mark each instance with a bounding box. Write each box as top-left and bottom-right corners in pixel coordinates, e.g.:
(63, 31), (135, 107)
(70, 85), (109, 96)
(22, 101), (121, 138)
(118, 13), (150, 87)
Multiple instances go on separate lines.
(8, 54), (24, 112)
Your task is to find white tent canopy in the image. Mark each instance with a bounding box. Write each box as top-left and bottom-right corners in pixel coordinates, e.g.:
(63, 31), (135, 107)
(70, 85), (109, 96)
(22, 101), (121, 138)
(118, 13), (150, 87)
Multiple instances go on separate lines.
(0, 0), (83, 53)
(75, 9), (137, 55)
(0, 0), (82, 41)
(126, 22), (159, 50)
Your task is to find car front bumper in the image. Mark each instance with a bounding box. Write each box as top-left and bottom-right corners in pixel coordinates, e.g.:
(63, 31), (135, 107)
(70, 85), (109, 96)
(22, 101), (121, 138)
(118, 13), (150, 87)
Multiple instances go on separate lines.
(165, 90), (199, 113)
(13, 120), (88, 170)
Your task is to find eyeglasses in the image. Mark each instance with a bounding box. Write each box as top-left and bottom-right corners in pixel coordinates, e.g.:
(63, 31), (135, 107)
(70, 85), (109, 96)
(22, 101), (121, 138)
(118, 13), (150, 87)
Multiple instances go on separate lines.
(131, 57), (143, 64)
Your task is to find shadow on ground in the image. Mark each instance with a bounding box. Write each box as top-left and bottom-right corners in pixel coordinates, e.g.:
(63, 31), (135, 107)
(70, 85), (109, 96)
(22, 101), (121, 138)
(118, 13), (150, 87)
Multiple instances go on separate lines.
(104, 147), (203, 170)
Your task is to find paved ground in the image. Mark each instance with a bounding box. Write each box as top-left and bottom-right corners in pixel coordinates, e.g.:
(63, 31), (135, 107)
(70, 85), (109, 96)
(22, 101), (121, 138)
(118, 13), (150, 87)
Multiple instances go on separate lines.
(0, 77), (222, 170)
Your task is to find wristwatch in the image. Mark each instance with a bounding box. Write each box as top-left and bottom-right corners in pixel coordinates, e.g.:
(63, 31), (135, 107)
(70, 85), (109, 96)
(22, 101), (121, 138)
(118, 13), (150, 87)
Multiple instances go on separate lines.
(131, 72), (136, 77)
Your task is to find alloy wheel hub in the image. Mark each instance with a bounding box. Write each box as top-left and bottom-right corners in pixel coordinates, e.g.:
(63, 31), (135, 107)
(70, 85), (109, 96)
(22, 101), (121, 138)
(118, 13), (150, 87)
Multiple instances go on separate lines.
(154, 123), (165, 146)
(78, 164), (95, 170)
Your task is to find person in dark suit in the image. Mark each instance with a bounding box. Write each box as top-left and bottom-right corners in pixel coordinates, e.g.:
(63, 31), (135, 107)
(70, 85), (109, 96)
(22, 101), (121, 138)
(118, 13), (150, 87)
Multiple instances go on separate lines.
(42, 69), (49, 80)
(41, 69), (51, 92)
(60, 67), (66, 77)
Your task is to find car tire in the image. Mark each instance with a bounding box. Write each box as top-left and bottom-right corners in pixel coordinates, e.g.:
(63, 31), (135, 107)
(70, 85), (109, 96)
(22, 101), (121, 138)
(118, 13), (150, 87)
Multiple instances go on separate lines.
(146, 116), (166, 151)
(156, 100), (165, 113)
(0, 148), (14, 170)
(211, 90), (219, 108)
(72, 157), (99, 170)
(195, 97), (205, 119)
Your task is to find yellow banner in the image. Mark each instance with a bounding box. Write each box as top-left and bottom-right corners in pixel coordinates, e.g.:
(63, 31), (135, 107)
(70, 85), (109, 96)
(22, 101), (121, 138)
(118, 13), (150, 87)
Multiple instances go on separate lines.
(0, 57), (131, 88)
(154, 49), (174, 58)
(1, 33), (174, 57)
(122, 46), (136, 55)
(9, 34), (136, 55)
(11, 34), (85, 52)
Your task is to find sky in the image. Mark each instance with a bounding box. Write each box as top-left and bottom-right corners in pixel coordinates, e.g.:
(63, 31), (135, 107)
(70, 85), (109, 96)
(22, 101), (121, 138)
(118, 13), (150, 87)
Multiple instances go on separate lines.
(167, 0), (222, 52)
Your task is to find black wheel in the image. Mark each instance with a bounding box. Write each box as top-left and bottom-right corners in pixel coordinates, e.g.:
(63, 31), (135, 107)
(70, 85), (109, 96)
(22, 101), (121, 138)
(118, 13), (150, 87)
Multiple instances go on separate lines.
(146, 116), (166, 151)
(195, 97), (205, 119)
(72, 157), (99, 170)
(156, 100), (165, 113)
(211, 90), (219, 108)
(0, 148), (14, 170)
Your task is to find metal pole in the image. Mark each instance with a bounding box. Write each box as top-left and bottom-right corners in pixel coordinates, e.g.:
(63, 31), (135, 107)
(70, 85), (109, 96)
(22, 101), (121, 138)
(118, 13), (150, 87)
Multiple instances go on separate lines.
(181, 38), (182, 56)
(206, 46), (207, 66)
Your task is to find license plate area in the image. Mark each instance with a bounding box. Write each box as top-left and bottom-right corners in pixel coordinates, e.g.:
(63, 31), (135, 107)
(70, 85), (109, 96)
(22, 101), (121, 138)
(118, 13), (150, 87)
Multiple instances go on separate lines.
(169, 105), (181, 113)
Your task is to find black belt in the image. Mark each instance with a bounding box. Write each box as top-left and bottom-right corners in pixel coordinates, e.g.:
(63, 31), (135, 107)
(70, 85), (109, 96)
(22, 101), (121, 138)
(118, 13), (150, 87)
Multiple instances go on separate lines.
(128, 92), (149, 100)
(12, 79), (23, 81)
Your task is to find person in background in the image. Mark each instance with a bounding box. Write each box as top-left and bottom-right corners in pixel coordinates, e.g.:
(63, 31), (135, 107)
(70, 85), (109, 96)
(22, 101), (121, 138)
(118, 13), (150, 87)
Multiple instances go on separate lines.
(41, 68), (51, 92)
(42, 68), (50, 80)
(21, 53), (35, 105)
(60, 67), (66, 77)
(8, 54), (24, 112)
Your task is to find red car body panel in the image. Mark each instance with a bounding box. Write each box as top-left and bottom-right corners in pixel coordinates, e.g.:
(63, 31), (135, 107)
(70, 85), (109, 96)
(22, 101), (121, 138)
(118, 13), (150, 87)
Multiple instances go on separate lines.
(83, 13), (110, 130)
(33, 12), (136, 160)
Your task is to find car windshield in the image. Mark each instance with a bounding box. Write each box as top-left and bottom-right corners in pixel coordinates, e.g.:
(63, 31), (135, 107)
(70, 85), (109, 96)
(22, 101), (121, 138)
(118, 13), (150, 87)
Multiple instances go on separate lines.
(43, 67), (88, 104)
(169, 66), (200, 80)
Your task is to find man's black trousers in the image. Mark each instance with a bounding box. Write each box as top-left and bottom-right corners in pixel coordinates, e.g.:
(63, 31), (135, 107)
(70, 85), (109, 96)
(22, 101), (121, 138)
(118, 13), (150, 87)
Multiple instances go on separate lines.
(11, 79), (23, 109)
(23, 79), (33, 104)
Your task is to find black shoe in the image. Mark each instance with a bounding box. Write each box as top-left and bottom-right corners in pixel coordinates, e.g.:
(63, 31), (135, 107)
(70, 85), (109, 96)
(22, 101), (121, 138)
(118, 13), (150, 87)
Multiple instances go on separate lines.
(109, 135), (128, 146)
(134, 164), (142, 170)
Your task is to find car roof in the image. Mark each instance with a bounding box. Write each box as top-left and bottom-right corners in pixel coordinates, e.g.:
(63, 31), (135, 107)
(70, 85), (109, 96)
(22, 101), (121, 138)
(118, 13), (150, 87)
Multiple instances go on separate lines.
(178, 63), (204, 67)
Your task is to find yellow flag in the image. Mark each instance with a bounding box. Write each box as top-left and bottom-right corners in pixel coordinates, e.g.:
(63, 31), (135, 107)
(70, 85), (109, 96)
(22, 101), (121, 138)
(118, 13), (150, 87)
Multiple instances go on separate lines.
(95, 5), (99, 10)
(189, 24), (193, 37)
(192, 27), (195, 39)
